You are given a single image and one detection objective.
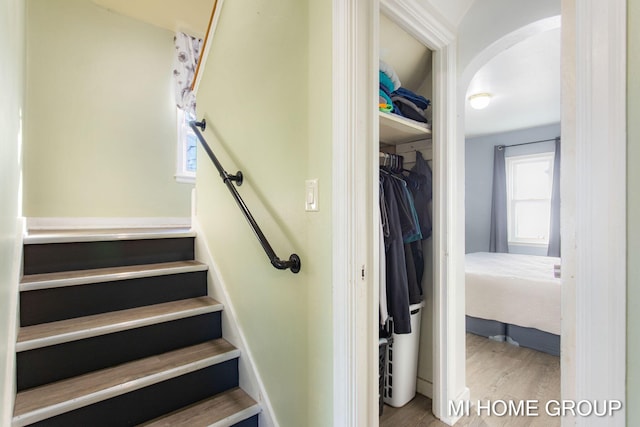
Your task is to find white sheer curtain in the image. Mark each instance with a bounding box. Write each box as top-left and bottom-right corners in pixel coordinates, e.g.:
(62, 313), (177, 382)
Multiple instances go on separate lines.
(173, 32), (203, 116)
(489, 145), (509, 253)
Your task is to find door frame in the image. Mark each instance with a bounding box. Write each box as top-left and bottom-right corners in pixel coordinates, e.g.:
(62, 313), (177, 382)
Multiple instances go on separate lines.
(331, 0), (378, 424)
(561, 1), (627, 425)
(332, 0), (467, 424)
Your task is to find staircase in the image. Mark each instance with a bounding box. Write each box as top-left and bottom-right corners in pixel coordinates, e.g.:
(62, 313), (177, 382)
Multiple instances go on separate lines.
(12, 228), (260, 427)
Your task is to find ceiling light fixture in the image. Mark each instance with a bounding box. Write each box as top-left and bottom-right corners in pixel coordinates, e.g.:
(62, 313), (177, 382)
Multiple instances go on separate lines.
(468, 93), (492, 110)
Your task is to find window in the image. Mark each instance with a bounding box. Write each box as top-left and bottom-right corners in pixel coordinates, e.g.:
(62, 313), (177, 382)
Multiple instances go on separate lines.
(506, 152), (555, 245)
(175, 107), (197, 183)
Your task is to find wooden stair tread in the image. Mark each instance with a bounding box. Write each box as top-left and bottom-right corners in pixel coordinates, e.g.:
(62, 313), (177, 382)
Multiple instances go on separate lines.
(17, 297), (222, 351)
(13, 339), (239, 426)
(20, 260), (208, 291)
(16, 228), (260, 426)
(139, 387), (260, 427)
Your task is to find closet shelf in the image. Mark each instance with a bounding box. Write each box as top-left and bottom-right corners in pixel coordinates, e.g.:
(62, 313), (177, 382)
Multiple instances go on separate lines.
(379, 111), (432, 145)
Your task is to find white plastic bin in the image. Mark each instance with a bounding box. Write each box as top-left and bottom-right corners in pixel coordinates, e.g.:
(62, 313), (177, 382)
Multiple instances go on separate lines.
(383, 301), (424, 407)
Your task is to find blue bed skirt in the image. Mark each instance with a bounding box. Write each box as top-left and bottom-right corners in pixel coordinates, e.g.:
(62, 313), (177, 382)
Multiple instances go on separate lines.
(466, 315), (560, 356)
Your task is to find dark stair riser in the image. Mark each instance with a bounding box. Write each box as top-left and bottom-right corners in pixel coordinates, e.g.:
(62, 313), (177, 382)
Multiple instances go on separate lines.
(23, 238), (195, 275)
(27, 360), (239, 427)
(233, 415), (260, 427)
(17, 312), (221, 391)
(20, 271), (208, 326)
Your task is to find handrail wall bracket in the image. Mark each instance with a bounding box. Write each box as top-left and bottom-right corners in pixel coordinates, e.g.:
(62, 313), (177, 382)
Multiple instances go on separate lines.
(194, 119), (207, 131)
(190, 119), (300, 273)
(226, 171), (243, 186)
(272, 254), (301, 273)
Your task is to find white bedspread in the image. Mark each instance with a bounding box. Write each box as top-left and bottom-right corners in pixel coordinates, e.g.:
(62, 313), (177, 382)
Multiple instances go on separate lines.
(465, 252), (561, 335)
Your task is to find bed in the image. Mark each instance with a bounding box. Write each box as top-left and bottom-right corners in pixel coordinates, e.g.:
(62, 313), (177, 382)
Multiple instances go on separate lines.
(465, 252), (561, 356)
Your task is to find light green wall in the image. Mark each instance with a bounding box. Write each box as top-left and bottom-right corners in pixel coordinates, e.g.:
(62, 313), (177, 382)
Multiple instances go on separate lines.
(0, 0), (24, 423)
(194, 0), (335, 425)
(627, 0), (640, 423)
(24, 0), (192, 218)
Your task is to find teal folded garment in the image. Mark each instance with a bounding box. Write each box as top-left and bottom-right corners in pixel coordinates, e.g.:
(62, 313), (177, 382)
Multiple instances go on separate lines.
(379, 70), (395, 93)
(379, 89), (393, 108)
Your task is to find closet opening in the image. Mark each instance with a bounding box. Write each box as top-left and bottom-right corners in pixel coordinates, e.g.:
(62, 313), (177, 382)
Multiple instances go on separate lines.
(332, 0), (461, 423)
(377, 10), (437, 424)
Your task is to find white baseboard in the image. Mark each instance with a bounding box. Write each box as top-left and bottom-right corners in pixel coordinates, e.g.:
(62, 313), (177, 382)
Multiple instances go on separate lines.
(1, 217), (24, 425)
(416, 377), (433, 399)
(191, 217), (277, 427)
(26, 217), (191, 231)
(437, 386), (470, 426)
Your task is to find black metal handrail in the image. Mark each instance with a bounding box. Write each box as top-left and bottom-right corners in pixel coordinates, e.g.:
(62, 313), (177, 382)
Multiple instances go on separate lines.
(190, 119), (301, 273)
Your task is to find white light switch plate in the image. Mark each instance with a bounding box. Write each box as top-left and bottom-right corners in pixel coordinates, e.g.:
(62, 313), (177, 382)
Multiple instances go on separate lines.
(305, 179), (319, 211)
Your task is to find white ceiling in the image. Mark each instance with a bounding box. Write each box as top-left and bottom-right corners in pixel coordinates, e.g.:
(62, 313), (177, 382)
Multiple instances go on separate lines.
(92, 0), (213, 38)
(420, 0), (475, 28)
(464, 28), (561, 137)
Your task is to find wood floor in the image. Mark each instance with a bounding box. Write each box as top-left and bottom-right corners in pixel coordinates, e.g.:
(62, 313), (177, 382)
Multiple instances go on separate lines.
(380, 333), (560, 427)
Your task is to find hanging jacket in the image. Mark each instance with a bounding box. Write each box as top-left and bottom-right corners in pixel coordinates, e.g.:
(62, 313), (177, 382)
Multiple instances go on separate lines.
(381, 174), (412, 334)
(406, 151), (433, 239)
(404, 151), (434, 301)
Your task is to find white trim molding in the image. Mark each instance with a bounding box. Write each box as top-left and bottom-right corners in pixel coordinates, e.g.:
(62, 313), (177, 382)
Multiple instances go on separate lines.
(416, 377), (433, 398)
(332, 0), (379, 424)
(192, 218), (277, 427)
(26, 217), (191, 231)
(432, 41), (469, 426)
(192, 0), (225, 95)
(1, 217), (24, 426)
(568, 0), (627, 425)
(380, 0), (455, 48)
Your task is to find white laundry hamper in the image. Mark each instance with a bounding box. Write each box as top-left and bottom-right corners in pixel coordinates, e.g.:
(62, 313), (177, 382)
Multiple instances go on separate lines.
(383, 301), (424, 407)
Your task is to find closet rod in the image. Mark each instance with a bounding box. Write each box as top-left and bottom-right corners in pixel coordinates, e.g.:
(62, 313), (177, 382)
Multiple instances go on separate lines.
(498, 136), (560, 150)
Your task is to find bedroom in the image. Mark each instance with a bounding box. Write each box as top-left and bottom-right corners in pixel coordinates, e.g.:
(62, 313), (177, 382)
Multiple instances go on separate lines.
(464, 22), (561, 345)
(463, 22), (562, 425)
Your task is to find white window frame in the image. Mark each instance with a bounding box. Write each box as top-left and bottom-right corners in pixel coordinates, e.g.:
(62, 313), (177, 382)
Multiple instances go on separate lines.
(175, 107), (196, 184)
(505, 152), (555, 246)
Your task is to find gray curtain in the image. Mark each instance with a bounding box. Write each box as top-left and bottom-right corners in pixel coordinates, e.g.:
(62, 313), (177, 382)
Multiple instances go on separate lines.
(489, 145), (508, 252)
(547, 138), (561, 256)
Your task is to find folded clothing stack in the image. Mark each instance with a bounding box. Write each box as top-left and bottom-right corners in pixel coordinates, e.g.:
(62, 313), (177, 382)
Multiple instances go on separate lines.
(379, 69), (397, 112)
(379, 60), (431, 124)
(391, 88), (430, 123)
